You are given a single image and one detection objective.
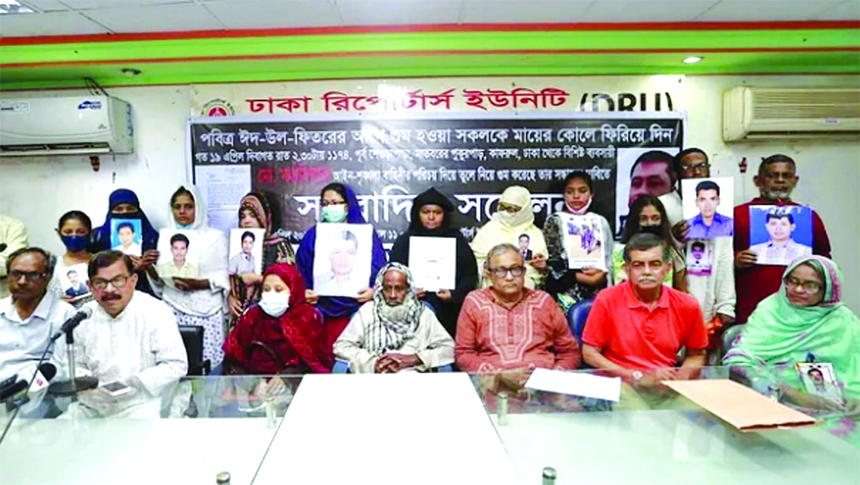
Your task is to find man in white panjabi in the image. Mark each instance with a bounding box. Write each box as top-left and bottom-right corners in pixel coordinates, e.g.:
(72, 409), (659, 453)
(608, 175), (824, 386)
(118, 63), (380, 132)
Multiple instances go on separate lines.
(334, 263), (454, 373)
(56, 250), (188, 418)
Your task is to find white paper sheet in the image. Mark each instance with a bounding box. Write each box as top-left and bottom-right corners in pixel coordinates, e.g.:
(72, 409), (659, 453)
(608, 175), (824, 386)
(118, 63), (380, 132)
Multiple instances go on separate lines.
(408, 236), (456, 291)
(525, 368), (621, 402)
(194, 164), (251, 233)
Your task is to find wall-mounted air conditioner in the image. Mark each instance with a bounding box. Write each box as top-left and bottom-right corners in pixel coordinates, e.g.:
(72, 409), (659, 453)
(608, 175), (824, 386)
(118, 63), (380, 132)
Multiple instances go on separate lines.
(723, 87), (860, 142)
(0, 95), (133, 156)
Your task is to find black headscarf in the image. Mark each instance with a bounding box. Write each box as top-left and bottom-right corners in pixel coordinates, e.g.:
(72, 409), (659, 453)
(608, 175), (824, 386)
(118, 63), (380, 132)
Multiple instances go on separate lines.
(389, 188), (478, 337)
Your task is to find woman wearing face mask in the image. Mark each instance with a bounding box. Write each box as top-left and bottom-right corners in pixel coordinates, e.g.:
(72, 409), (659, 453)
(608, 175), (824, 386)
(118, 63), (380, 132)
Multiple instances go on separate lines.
(150, 185), (229, 370)
(471, 186), (547, 289)
(543, 172), (614, 313)
(295, 183), (386, 357)
(224, 263), (332, 375)
(91, 188), (160, 295)
(228, 191), (297, 319)
(49, 210), (95, 308)
(613, 195), (687, 291)
(388, 188), (479, 338)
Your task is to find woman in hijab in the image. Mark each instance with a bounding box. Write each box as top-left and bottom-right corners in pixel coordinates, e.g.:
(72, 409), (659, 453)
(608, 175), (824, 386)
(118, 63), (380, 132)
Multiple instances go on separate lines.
(49, 210), (95, 308)
(224, 263), (332, 374)
(91, 188), (159, 295)
(543, 172), (614, 313)
(151, 185), (229, 369)
(470, 186), (547, 289)
(612, 195), (686, 292)
(724, 256), (860, 445)
(296, 182), (386, 355)
(389, 188), (478, 337)
(228, 191), (297, 318)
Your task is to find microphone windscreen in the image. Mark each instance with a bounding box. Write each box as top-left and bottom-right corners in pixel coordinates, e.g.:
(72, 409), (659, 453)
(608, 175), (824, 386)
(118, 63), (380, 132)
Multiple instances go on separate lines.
(38, 363), (57, 382)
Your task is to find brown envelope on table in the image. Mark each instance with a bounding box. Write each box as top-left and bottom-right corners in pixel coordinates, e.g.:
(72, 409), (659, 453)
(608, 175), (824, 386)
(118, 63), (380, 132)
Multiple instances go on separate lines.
(664, 379), (817, 432)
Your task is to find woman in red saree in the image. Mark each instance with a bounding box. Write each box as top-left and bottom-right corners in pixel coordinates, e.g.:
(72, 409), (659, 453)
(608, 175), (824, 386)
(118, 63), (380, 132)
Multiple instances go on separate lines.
(224, 263), (332, 375)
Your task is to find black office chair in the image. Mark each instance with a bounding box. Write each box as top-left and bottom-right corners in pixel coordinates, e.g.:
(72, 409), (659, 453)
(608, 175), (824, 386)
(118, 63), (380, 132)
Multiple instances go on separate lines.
(179, 325), (211, 376)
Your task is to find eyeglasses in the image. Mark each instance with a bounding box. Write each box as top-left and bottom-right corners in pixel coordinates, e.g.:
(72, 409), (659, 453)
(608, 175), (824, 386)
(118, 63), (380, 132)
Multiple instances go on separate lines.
(90, 275), (130, 290)
(488, 266), (525, 278)
(784, 276), (821, 293)
(497, 203), (521, 214)
(320, 200), (346, 207)
(682, 162), (710, 173)
(9, 271), (48, 282)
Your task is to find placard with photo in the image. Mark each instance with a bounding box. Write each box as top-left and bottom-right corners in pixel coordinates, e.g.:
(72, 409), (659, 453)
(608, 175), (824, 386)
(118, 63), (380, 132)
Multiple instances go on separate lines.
(313, 223), (373, 297)
(749, 205), (813, 265)
(681, 177), (734, 239)
(110, 218), (143, 257)
(156, 229), (200, 279)
(228, 228), (265, 275)
(561, 213), (607, 270)
(796, 362), (843, 406)
(409, 236), (456, 292)
(59, 262), (91, 299)
(685, 239), (713, 277)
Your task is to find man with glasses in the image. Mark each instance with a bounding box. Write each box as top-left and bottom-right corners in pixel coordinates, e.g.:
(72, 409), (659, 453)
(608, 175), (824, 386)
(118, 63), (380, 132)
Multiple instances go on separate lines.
(0, 248), (75, 382)
(733, 155), (831, 325)
(455, 243), (579, 374)
(582, 234), (707, 408)
(56, 250), (187, 418)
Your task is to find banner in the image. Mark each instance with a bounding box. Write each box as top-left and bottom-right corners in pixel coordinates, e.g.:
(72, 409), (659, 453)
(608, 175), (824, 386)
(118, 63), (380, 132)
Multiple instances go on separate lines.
(189, 112), (684, 246)
(190, 76), (686, 117)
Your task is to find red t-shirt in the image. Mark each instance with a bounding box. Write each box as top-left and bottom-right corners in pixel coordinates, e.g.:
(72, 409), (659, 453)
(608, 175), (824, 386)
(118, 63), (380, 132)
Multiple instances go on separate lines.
(733, 198), (831, 324)
(582, 281), (708, 370)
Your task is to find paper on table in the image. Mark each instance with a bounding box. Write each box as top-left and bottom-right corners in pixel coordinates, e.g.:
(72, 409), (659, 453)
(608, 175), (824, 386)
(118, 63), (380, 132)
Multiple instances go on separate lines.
(525, 368), (621, 402)
(663, 379), (817, 432)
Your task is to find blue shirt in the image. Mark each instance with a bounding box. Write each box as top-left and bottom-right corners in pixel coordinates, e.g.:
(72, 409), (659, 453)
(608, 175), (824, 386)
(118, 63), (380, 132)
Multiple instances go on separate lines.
(686, 212), (734, 239)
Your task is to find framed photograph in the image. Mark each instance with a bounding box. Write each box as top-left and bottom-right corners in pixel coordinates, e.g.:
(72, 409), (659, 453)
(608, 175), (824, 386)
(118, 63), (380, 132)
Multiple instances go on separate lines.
(313, 223), (373, 297)
(615, 147), (681, 234)
(58, 262), (91, 299)
(110, 218), (143, 257)
(409, 236), (456, 292)
(681, 177), (734, 239)
(685, 239), (713, 277)
(156, 229), (200, 279)
(749, 205), (813, 265)
(228, 228), (265, 275)
(796, 362), (843, 406)
(561, 213), (606, 270)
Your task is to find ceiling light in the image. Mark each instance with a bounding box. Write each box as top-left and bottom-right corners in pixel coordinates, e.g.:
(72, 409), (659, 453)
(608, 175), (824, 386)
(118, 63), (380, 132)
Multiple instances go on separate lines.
(683, 56), (703, 64)
(0, 1), (35, 14)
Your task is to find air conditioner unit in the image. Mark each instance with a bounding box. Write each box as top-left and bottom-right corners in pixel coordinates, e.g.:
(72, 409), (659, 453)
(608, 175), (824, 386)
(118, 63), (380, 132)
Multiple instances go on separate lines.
(0, 96), (133, 156)
(723, 87), (860, 142)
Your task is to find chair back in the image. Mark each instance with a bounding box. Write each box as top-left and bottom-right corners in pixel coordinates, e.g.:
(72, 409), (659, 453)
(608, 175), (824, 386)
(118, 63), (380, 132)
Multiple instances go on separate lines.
(566, 299), (594, 344)
(179, 325), (210, 376)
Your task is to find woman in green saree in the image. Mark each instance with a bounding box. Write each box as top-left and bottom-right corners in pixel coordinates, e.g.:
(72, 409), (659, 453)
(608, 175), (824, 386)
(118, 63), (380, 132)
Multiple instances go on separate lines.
(724, 255), (860, 445)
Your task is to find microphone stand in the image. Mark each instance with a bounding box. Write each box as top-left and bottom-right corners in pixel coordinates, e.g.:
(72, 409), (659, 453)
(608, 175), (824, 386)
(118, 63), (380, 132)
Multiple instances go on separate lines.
(48, 328), (98, 398)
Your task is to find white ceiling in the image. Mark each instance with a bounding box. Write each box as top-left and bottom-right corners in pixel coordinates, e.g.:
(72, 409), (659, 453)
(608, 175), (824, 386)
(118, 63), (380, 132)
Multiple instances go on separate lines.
(0, 0), (857, 37)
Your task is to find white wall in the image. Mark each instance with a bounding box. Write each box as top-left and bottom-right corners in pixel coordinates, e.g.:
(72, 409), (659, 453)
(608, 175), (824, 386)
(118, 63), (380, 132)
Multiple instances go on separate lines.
(1, 76), (858, 312)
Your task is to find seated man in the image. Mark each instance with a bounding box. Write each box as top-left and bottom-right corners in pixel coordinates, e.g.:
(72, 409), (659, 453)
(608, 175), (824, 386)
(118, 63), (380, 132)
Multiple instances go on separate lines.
(456, 243), (579, 407)
(0, 248), (75, 382)
(334, 263), (454, 373)
(582, 233), (708, 408)
(57, 250), (188, 418)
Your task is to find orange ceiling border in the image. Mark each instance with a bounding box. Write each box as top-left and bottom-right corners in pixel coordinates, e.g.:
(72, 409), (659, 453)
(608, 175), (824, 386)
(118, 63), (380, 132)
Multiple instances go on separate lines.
(3, 46), (857, 69)
(1, 20), (858, 46)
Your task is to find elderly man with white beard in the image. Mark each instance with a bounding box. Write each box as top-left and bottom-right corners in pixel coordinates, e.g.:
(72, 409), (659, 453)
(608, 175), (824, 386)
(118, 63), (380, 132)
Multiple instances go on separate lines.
(333, 263), (455, 373)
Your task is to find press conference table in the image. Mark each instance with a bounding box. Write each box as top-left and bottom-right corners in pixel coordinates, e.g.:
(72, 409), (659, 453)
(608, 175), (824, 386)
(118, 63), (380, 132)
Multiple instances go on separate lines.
(0, 418), (279, 485)
(1, 373), (858, 485)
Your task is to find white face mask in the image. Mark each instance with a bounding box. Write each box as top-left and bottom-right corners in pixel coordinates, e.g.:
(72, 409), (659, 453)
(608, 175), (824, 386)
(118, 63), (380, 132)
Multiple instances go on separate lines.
(259, 291), (290, 317)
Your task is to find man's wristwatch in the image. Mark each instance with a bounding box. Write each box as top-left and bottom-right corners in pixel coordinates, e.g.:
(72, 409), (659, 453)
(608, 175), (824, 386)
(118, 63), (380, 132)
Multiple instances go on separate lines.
(631, 370), (644, 382)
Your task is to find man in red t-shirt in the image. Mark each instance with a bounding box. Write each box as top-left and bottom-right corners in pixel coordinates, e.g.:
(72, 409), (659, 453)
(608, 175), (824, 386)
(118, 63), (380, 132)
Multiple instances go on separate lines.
(582, 233), (708, 398)
(734, 155), (831, 324)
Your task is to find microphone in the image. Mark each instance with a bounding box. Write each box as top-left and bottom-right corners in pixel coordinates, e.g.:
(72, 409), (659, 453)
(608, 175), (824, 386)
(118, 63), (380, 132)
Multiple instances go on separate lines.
(50, 307), (93, 342)
(0, 243), (7, 253)
(0, 380), (27, 401)
(0, 364), (56, 401)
